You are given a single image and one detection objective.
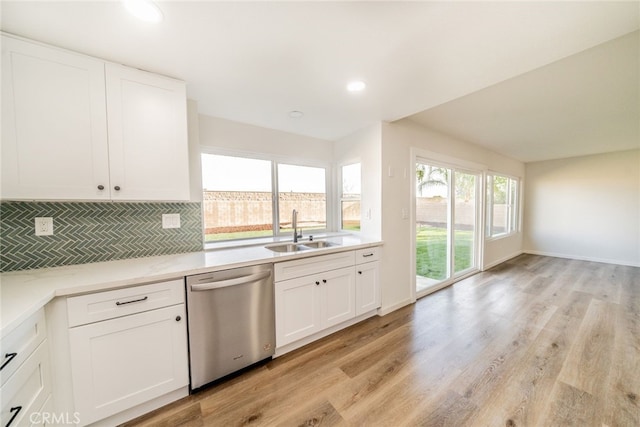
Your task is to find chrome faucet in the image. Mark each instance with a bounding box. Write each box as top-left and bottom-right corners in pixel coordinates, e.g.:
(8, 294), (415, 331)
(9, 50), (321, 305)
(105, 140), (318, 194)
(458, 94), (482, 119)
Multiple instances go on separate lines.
(292, 209), (302, 242)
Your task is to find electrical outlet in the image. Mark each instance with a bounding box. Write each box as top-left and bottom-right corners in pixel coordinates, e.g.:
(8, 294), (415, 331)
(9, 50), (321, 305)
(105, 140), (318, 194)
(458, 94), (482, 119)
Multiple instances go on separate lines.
(35, 217), (53, 236)
(162, 213), (181, 229)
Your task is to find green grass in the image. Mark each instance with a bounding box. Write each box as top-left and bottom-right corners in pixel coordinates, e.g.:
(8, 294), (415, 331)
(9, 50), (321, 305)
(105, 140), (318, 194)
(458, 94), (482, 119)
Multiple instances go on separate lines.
(205, 230), (273, 242)
(416, 225), (473, 280)
(342, 221), (361, 231)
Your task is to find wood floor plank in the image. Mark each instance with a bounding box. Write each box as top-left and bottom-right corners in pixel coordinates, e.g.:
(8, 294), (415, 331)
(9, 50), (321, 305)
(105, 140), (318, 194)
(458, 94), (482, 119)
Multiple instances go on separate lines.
(540, 381), (600, 427)
(339, 313), (510, 424)
(557, 298), (616, 396)
(603, 295), (640, 426)
(200, 367), (349, 426)
(410, 390), (477, 426)
(468, 310), (585, 426)
(274, 400), (347, 427)
(122, 255), (639, 427)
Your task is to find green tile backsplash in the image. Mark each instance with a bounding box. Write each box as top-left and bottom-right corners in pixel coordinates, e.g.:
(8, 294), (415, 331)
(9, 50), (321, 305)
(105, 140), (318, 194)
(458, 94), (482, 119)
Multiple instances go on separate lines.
(1, 201), (203, 272)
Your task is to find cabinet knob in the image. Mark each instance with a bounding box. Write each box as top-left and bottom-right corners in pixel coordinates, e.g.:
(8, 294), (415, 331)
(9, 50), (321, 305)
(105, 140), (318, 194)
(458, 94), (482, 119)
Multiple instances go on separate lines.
(175, 315), (182, 322)
(97, 185), (105, 190)
(358, 271), (363, 275)
(114, 185), (121, 191)
(322, 279), (327, 283)
(315, 281), (320, 286)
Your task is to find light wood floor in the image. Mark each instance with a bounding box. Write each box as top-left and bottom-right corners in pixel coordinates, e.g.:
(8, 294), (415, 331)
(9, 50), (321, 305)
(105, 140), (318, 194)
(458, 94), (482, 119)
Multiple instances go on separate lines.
(123, 254), (639, 426)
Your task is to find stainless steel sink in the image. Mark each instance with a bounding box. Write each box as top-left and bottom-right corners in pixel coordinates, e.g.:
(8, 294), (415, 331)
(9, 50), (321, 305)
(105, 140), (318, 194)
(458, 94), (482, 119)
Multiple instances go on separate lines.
(300, 240), (337, 249)
(265, 243), (308, 253)
(265, 240), (338, 252)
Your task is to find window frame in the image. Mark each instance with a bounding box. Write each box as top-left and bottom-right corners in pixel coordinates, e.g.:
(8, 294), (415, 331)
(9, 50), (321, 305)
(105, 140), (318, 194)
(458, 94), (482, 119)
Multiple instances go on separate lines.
(339, 162), (362, 233)
(485, 172), (521, 240)
(200, 148), (332, 244)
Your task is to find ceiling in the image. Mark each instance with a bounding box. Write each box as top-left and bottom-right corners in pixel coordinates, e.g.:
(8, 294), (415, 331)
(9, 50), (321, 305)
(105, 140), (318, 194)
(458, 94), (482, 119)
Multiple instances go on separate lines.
(1, 1), (639, 162)
(408, 30), (639, 162)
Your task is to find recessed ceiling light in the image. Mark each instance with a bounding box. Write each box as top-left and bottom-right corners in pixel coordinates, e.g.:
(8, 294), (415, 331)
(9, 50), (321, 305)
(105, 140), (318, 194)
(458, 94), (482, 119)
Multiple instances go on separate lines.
(122, 0), (163, 23)
(347, 81), (366, 92)
(288, 110), (304, 119)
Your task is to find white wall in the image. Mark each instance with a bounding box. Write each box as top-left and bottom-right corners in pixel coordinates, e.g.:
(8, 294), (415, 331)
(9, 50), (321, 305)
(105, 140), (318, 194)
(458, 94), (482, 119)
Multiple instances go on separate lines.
(379, 119), (525, 314)
(524, 149), (640, 266)
(334, 124), (382, 240)
(198, 115), (334, 163)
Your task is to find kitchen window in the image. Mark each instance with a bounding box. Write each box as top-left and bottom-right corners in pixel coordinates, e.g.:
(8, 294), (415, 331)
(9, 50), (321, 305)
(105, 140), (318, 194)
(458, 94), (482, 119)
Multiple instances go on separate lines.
(201, 153), (328, 242)
(486, 173), (520, 238)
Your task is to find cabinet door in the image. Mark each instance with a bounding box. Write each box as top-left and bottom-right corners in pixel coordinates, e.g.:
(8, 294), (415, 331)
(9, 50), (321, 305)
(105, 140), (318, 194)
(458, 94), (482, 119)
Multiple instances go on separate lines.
(321, 267), (356, 328)
(105, 63), (190, 201)
(1, 36), (110, 200)
(68, 304), (188, 426)
(275, 276), (322, 347)
(355, 261), (380, 316)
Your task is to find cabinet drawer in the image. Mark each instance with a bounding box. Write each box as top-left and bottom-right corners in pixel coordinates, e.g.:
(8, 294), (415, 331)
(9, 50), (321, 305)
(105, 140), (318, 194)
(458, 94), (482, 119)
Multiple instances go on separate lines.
(1, 309), (46, 387)
(355, 247), (380, 264)
(67, 279), (184, 327)
(275, 251), (355, 282)
(0, 340), (51, 427)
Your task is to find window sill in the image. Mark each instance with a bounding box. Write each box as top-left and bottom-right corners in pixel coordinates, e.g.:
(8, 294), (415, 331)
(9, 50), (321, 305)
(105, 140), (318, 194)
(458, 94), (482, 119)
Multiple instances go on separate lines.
(485, 231), (520, 242)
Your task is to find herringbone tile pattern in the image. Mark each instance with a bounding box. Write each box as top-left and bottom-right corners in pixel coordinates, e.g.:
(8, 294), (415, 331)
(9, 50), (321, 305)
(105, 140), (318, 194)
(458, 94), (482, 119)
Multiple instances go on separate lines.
(1, 201), (203, 272)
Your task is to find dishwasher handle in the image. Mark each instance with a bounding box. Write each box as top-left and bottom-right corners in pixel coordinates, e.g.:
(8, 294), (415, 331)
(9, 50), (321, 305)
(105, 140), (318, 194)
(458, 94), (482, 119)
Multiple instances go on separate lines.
(190, 270), (271, 291)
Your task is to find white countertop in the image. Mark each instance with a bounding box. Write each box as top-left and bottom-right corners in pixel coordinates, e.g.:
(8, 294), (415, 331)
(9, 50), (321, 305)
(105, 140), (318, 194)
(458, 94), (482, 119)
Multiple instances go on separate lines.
(0, 235), (382, 338)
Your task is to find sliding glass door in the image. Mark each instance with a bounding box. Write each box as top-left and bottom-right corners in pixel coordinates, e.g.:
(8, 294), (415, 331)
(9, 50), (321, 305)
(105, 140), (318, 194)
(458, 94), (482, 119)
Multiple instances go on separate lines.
(415, 160), (479, 296)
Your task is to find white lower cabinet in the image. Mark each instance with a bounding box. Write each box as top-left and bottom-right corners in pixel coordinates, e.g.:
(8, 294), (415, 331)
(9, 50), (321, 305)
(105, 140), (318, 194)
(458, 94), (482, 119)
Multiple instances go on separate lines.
(355, 248), (381, 316)
(324, 267), (357, 327)
(66, 279), (189, 426)
(0, 309), (51, 427)
(275, 274), (322, 344)
(275, 247), (381, 350)
(275, 266), (355, 346)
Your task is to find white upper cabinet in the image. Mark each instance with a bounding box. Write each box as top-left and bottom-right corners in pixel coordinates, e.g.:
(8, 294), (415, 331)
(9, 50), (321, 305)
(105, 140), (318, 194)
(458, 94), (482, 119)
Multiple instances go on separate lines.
(105, 64), (189, 201)
(1, 35), (190, 201)
(1, 36), (111, 200)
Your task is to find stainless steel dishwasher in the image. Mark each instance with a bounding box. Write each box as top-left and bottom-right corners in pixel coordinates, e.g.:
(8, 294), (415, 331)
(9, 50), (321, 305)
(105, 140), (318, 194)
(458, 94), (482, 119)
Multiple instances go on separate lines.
(185, 264), (275, 390)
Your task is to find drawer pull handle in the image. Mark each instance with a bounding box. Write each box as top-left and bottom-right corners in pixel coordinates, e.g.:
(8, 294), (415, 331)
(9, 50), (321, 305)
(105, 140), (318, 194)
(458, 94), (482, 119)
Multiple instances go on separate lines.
(115, 296), (148, 306)
(362, 253), (374, 257)
(0, 353), (17, 371)
(7, 406), (22, 427)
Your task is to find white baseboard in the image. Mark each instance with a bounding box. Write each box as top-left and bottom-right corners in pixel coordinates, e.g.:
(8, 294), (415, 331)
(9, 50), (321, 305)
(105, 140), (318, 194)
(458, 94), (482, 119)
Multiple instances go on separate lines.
(483, 250), (524, 270)
(523, 250), (640, 268)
